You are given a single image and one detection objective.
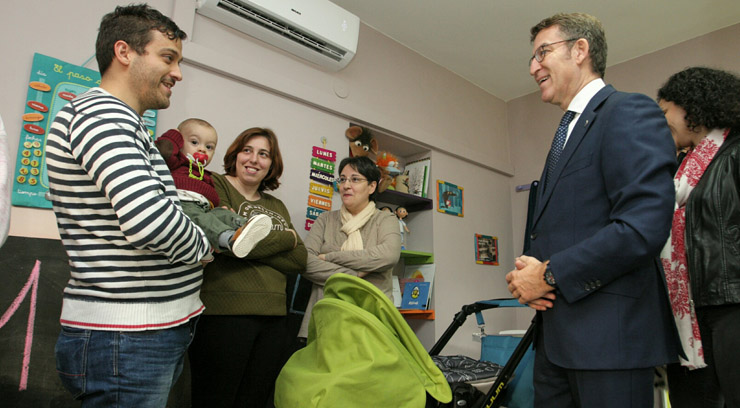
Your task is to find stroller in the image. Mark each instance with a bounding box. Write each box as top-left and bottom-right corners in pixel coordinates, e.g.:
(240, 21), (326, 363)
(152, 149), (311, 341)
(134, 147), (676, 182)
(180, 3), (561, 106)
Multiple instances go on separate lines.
(427, 299), (535, 408)
(274, 273), (453, 407)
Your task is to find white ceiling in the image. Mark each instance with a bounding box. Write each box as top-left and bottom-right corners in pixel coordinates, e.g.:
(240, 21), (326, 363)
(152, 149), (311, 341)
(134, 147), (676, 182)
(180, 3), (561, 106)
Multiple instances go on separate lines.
(330, 0), (740, 101)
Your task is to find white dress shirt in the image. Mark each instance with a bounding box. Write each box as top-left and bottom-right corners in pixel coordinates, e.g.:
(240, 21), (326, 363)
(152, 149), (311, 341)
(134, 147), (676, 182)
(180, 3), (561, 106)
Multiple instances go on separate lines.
(564, 78), (606, 145)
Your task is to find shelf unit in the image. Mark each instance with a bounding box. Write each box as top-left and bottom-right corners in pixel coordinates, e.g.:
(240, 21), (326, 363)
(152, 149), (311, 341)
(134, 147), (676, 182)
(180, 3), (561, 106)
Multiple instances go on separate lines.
(399, 309), (435, 320)
(358, 122), (436, 324)
(400, 249), (434, 265)
(395, 249), (435, 320)
(376, 190), (432, 212)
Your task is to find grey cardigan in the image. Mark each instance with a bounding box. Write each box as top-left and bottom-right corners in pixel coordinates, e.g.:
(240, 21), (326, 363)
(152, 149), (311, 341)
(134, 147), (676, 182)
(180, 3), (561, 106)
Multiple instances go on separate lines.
(299, 208), (401, 337)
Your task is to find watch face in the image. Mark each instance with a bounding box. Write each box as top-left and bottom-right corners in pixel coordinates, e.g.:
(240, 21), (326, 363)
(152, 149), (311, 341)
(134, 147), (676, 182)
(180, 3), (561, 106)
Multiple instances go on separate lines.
(544, 268), (556, 286)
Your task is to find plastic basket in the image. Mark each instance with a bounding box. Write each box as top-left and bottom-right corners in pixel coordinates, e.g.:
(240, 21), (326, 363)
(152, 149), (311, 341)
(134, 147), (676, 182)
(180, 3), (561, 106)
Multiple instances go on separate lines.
(480, 334), (534, 408)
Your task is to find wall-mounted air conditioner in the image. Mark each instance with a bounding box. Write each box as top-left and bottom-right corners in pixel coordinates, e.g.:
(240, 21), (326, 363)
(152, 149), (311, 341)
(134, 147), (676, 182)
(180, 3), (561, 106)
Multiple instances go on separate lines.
(195, 0), (360, 71)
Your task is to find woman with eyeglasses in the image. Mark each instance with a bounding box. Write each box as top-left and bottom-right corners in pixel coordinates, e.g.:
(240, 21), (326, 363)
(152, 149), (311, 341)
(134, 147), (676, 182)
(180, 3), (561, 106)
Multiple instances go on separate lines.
(298, 155), (401, 340)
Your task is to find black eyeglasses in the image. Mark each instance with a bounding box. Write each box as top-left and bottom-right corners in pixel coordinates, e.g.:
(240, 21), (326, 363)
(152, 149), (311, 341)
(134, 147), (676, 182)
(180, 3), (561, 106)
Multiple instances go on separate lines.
(529, 38), (578, 66)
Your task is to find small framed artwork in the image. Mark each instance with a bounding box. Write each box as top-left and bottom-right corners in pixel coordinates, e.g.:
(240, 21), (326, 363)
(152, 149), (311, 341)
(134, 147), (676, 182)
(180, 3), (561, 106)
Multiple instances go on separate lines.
(436, 180), (464, 216)
(475, 234), (499, 265)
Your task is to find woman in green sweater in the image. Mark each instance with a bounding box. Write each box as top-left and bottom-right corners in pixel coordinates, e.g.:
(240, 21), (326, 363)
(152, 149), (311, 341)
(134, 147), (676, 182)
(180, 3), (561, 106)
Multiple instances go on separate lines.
(188, 127), (307, 408)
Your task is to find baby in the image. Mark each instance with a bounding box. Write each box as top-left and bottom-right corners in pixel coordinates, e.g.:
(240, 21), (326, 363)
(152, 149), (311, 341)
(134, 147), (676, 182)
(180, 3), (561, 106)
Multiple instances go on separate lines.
(156, 118), (271, 259)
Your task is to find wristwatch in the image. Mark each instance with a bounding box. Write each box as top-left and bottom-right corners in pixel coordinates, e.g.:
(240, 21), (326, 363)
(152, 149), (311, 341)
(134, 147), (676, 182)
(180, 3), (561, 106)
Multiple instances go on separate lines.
(544, 263), (557, 287)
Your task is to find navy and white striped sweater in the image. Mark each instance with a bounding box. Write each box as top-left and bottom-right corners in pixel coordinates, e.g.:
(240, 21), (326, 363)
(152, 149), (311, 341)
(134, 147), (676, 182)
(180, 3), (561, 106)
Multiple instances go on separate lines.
(46, 87), (209, 330)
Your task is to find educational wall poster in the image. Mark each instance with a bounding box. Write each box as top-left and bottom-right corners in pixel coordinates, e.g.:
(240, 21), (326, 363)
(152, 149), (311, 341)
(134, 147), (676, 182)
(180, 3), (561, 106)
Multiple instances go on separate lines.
(436, 179), (464, 216)
(305, 142), (336, 231)
(12, 53), (158, 209)
(475, 233), (499, 265)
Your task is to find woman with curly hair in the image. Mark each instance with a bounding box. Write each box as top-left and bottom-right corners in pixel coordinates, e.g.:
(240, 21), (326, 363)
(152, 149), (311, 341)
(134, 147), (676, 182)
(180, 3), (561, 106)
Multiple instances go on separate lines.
(657, 67), (740, 408)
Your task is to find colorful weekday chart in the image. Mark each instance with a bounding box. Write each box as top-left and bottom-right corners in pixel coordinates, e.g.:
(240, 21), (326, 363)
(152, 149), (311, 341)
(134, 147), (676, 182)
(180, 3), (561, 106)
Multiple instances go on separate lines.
(305, 140), (336, 231)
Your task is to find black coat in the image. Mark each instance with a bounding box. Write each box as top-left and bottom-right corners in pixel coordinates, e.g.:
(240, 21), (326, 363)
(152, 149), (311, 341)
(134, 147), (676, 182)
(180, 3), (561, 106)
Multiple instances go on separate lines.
(686, 129), (740, 307)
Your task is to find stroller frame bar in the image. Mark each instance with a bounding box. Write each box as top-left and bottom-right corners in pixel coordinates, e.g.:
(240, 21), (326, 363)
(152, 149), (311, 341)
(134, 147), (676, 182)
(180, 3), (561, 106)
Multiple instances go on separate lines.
(429, 299), (536, 408)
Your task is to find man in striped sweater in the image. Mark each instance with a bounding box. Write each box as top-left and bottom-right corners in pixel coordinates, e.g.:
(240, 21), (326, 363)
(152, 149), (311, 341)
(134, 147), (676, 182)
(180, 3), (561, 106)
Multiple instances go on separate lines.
(45, 5), (209, 407)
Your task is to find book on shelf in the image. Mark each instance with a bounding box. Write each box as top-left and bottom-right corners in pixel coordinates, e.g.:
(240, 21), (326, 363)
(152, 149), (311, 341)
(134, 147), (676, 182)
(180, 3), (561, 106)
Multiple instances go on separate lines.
(404, 158), (430, 198)
(392, 276), (402, 308)
(402, 263), (435, 309)
(399, 277), (424, 298)
(400, 281), (430, 310)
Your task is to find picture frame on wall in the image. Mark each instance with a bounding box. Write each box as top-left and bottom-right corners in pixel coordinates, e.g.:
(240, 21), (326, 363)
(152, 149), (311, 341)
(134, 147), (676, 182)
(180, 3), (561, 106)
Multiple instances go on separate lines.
(436, 180), (463, 217)
(475, 234), (499, 265)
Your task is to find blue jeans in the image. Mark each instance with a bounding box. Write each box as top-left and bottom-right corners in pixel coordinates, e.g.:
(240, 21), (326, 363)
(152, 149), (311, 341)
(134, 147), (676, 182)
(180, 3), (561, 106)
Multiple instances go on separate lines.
(55, 317), (198, 407)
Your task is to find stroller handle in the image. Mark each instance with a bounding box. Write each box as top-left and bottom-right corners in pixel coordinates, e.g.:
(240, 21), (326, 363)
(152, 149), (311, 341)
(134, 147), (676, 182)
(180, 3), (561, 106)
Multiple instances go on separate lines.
(429, 298), (525, 356)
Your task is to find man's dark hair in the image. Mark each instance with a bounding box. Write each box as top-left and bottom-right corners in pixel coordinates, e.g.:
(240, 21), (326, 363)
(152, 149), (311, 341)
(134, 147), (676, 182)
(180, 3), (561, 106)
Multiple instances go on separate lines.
(96, 4), (187, 75)
(338, 156), (382, 201)
(658, 67), (740, 132)
(530, 13), (607, 78)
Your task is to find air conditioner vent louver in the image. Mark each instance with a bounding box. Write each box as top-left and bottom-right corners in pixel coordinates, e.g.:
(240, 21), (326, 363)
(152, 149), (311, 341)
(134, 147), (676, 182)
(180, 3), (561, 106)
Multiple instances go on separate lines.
(196, 0), (359, 71)
(218, 0), (345, 62)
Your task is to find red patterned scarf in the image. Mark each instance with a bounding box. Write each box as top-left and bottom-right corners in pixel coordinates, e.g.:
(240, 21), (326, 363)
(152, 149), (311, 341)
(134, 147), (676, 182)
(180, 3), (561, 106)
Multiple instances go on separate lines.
(660, 128), (729, 369)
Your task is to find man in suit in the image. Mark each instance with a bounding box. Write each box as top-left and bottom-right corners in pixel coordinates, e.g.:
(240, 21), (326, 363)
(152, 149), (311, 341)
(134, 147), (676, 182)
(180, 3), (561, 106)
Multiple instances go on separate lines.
(506, 13), (680, 407)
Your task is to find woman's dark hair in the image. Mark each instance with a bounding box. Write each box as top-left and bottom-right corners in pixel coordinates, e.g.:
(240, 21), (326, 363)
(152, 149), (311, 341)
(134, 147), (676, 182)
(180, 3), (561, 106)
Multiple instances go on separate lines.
(223, 127), (284, 192)
(338, 156), (381, 201)
(658, 67), (740, 132)
(96, 4), (187, 75)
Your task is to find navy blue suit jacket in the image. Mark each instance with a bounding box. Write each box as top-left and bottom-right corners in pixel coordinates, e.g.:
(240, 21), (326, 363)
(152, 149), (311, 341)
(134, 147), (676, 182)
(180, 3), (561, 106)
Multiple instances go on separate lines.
(529, 85), (680, 370)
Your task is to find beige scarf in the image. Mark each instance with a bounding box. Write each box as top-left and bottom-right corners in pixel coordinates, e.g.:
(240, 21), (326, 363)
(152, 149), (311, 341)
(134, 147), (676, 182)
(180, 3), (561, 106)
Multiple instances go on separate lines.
(340, 201), (376, 251)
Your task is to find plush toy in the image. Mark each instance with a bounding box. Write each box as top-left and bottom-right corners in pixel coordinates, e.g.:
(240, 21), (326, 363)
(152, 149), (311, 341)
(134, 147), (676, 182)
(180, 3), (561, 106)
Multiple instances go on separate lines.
(375, 151), (401, 193)
(345, 126), (378, 158)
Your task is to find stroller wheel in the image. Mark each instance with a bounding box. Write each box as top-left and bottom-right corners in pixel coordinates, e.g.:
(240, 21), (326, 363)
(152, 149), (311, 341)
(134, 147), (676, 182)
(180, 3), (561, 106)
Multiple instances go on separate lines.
(427, 383), (483, 407)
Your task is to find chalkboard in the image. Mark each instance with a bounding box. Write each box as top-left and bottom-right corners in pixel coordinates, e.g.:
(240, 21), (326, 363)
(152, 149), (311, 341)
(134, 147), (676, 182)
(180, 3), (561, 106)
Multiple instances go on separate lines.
(0, 236), (191, 407)
(0, 236), (75, 407)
